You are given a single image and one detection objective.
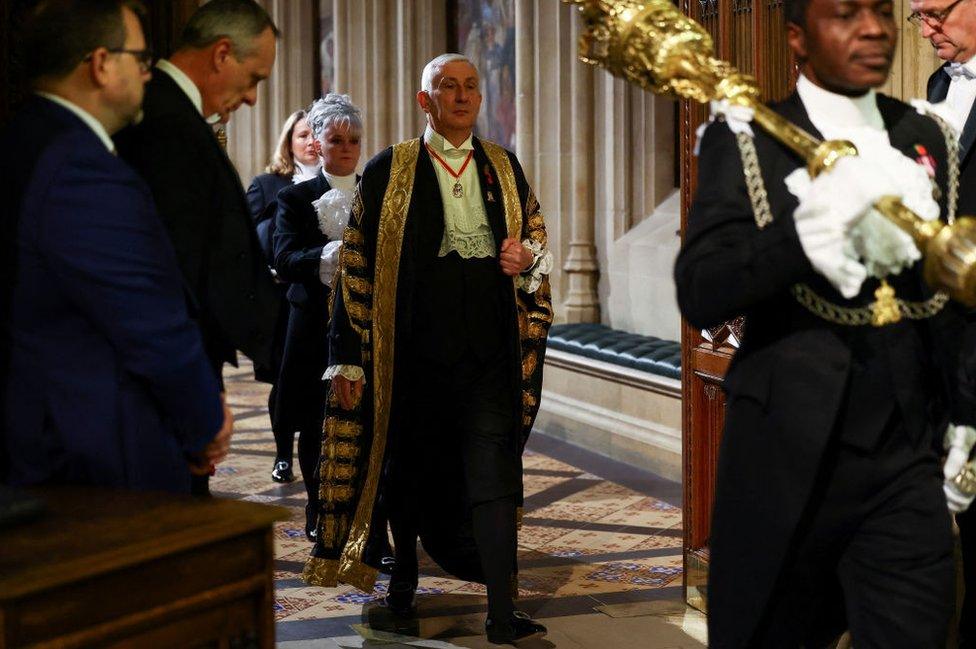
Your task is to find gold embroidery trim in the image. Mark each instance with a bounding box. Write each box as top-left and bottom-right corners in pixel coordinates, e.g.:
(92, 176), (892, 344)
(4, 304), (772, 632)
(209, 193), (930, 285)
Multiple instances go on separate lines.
(338, 190), (370, 340)
(337, 138), (420, 588)
(733, 131), (948, 326)
(329, 420), (362, 439)
(479, 141), (523, 241)
(302, 557), (340, 587)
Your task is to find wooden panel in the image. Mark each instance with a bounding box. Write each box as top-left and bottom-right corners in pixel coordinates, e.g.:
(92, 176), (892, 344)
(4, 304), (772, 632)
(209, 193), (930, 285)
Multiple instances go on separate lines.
(679, 0), (792, 613)
(0, 0), (34, 127)
(143, 0), (201, 60)
(731, 0), (755, 75)
(0, 488), (285, 648)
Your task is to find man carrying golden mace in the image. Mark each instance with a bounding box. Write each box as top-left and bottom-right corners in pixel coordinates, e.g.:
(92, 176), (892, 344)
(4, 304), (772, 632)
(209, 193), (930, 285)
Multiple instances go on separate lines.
(567, 0), (976, 646)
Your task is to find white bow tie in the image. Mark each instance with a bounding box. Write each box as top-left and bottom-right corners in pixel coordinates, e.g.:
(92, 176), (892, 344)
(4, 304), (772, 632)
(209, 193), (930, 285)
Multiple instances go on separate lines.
(947, 63), (976, 81)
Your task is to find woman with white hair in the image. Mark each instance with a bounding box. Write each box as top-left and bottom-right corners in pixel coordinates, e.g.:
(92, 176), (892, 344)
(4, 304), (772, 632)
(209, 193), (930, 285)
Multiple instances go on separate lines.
(272, 93), (362, 538)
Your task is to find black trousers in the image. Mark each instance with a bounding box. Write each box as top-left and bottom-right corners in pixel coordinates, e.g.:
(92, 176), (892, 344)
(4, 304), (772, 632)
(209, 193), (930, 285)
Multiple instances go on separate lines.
(752, 424), (955, 648)
(388, 353), (520, 617)
(275, 302), (328, 509)
(960, 507), (976, 648)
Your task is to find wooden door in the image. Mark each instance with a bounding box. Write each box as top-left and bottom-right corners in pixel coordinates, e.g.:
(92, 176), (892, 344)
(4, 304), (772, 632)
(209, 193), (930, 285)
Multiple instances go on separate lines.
(679, 0), (795, 613)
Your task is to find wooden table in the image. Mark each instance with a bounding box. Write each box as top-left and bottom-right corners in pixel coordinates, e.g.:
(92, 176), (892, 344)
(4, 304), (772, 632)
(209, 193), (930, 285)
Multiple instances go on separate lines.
(0, 488), (288, 648)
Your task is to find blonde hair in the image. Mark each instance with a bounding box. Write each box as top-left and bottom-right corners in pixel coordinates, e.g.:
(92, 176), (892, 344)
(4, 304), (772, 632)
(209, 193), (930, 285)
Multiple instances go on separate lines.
(265, 110), (306, 176)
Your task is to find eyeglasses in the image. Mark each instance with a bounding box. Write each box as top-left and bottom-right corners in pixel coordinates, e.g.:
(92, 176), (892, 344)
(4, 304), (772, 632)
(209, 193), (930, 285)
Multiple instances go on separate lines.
(907, 0), (964, 27)
(83, 47), (154, 72)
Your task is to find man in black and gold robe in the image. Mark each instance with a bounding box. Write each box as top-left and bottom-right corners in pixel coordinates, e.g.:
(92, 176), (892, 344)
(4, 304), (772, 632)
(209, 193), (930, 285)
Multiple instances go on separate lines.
(302, 53), (553, 646)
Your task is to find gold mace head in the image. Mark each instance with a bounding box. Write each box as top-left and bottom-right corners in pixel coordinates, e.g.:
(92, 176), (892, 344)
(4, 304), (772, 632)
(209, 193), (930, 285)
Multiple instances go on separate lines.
(562, 0), (760, 106)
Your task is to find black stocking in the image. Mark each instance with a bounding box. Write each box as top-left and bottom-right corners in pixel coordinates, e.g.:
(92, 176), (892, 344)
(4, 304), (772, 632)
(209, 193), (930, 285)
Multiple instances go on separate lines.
(472, 496), (518, 620)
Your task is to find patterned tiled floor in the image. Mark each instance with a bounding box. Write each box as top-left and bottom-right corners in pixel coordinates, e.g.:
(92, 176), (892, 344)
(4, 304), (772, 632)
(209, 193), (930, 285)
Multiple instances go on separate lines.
(216, 360), (705, 648)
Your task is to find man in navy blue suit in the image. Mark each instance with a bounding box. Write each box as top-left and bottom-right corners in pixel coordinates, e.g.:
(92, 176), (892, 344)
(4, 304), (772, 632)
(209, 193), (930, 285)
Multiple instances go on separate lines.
(0, 0), (231, 493)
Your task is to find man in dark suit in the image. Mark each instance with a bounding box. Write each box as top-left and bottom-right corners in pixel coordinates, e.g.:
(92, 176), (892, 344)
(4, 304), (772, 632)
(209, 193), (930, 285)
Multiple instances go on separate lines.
(116, 0), (281, 495)
(1, 0), (230, 493)
(909, 1), (976, 643)
(676, 0), (976, 645)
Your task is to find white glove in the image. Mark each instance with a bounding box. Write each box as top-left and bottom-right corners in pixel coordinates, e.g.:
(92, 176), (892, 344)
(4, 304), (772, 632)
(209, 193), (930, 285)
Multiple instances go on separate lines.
(319, 240), (343, 286)
(944, 424), (976, 514)
(792, 155), (902, 298)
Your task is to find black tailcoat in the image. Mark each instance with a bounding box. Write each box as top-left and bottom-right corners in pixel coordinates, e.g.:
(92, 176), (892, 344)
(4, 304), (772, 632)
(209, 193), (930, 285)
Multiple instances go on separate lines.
(115, 71), (280, 372)
(272, 172), (335, 431)
(929, 63), (976, 647)
(676, 92), (976, 647)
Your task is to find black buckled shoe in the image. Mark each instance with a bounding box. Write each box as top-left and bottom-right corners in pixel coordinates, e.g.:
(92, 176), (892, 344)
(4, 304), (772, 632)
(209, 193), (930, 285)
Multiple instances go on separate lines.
(379, 555), (397, 575)
(485, 611), (547, 645)
(271, 459), (294, 483)
(384, 581), (417, 617)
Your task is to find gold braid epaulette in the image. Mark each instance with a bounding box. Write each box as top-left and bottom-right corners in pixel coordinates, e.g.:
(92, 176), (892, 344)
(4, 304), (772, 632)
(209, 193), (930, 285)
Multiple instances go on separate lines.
(732, 131), (948, 326)
(338, 190), (373, 348)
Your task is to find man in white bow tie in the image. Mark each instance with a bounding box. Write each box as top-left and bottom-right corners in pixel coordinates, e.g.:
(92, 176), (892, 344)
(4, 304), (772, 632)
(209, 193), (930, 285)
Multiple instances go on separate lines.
(910, 1), (976, 644)
(910, 0), (976, 211)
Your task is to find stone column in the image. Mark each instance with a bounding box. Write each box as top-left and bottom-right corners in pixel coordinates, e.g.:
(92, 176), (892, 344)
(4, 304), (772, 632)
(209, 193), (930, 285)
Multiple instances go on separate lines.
(561, 15), (600, 323)
(514, 0), (536, 181)
(328, 0), (446, 160)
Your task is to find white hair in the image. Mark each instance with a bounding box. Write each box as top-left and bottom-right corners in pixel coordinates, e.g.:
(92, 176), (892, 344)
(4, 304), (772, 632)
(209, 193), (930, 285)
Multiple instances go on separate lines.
(420, 53), (478, 93)
(306, 93), (363, 143)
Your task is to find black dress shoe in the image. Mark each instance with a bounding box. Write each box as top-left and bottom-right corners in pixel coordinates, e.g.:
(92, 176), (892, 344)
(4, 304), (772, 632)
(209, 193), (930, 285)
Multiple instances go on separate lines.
(384, 581), (417, 617)
(271, 459), (294, 483)
(379, 555), (396, 575)
(486, 611), (547, 645)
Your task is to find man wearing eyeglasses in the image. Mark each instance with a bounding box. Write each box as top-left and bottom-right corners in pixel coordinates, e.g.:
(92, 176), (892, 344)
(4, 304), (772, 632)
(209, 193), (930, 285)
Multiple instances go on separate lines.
(0, 0), (231, 493)
(908, 0), (976, 644)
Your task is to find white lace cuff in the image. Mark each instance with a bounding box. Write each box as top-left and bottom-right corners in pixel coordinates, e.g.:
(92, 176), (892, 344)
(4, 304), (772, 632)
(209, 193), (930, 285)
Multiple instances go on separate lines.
(319, 240), (343, 286)
(323, 364), (365, 383)
(517, 238), (553, 294)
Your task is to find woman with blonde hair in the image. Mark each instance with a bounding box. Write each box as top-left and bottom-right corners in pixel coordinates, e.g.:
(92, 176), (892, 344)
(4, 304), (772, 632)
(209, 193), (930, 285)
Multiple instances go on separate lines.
(246, 110), (321, 248)
(245, 110), (321, 483)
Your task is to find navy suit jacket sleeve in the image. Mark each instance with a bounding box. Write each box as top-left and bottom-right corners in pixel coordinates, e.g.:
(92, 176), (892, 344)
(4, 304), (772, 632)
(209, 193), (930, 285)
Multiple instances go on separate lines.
(40, 152), (223, 455)
(246, 177), (267, 223)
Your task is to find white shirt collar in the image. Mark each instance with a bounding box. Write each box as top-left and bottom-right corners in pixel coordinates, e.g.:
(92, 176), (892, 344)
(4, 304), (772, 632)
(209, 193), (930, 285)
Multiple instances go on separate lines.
(156, 59), (221, 124)
(796, 73), (884, 132)
(424, 125), (474, 155)
(323, 169), (357, 191)
(36, 92), (115, 153)
(293, 160), (321, 184)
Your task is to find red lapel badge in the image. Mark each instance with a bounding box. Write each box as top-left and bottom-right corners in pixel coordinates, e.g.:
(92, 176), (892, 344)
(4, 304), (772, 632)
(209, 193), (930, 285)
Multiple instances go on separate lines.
(483, 163), (494, 185)
(914, 144), (937, 178)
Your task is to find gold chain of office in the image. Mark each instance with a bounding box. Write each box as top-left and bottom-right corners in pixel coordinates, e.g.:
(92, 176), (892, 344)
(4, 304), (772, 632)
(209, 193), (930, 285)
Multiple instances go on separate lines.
(732, 117), (959, 327)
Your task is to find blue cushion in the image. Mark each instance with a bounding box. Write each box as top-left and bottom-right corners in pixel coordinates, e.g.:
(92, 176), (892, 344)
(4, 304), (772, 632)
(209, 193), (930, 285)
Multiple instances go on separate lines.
(547, 323), (681, 380)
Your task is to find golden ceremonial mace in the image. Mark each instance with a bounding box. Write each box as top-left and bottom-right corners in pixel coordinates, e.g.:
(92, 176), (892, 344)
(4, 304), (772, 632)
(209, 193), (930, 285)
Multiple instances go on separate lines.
(564, 0), (976, 309)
